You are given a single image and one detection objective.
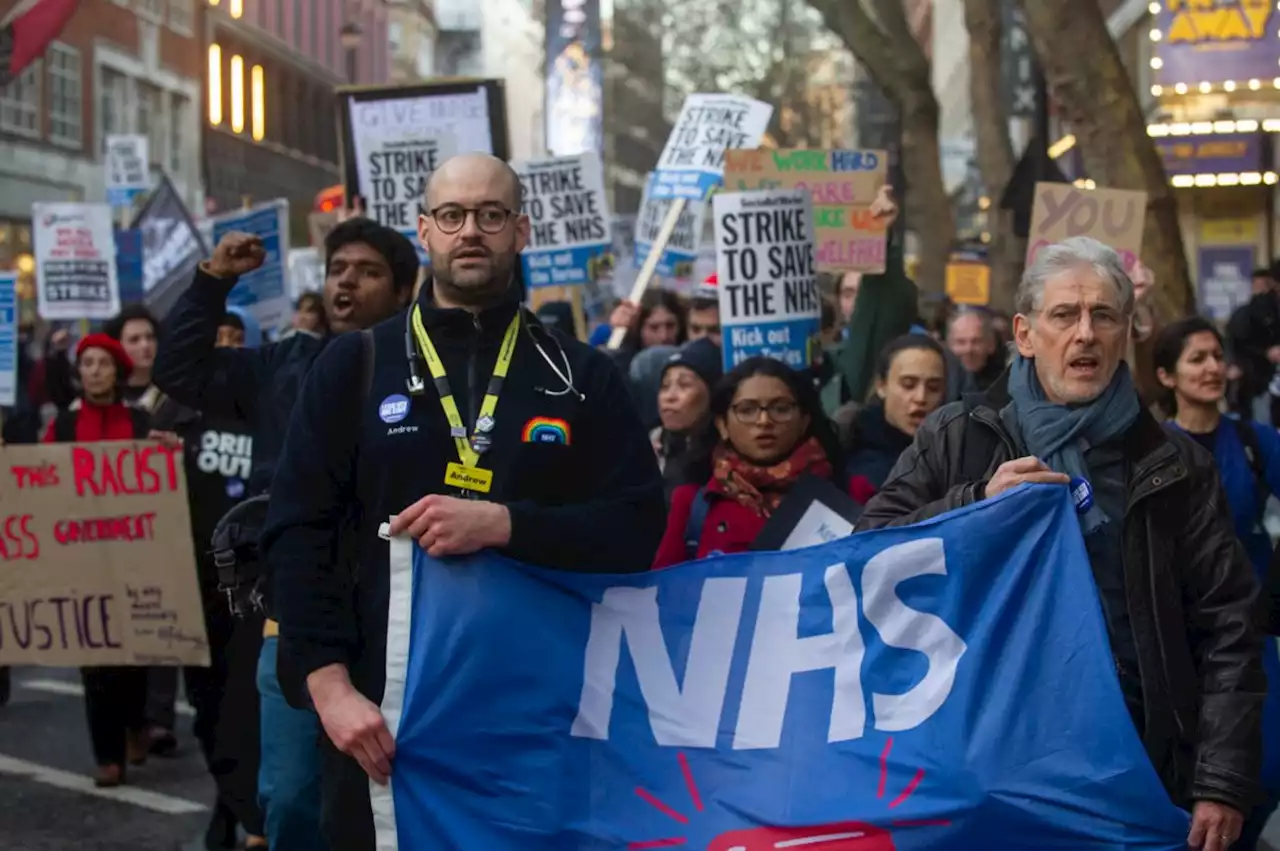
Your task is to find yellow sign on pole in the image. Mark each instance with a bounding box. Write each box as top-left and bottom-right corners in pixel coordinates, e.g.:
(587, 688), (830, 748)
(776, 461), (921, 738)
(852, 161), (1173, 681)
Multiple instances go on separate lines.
(946, 262), (991, 306)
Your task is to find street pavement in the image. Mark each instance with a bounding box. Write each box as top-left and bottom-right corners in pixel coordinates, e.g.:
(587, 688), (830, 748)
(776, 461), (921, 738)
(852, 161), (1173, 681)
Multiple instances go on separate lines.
(0, 667), (216, 851)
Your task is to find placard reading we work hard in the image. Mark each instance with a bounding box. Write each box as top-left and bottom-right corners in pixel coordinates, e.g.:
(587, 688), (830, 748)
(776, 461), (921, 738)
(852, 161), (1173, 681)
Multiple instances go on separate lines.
(651, 93), (773, 201)
(725, 148), (888, 273)
(714, 190), (820, 371)
(515, 152), (612, 288)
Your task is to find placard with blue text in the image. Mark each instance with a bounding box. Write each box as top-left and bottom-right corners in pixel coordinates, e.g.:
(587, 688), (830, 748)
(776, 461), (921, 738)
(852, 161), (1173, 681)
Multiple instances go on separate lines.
(634, 171), (708, 285)
(212, 199), (292, 332)
(373, 485), (1189, 850)
(651, 93), (773, 201)
(714, 189), (820, 370)
(0, 442), (208, 668)
(516, 152), (613, 288)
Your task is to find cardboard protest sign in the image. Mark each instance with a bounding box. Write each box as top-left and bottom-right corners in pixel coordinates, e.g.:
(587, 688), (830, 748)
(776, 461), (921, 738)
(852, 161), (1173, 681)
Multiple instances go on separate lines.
(1026, 183), (1147, 273)
(515, 152), (613, 288)
(341, 81), (508, 262)
(634, 171), (708, 285)
(724, 148), (888, 273)
(714, 189), (821, 371)
(33, 202), (121, 322)
(651, 93), (773, 201)
(0, 442), (208, 667)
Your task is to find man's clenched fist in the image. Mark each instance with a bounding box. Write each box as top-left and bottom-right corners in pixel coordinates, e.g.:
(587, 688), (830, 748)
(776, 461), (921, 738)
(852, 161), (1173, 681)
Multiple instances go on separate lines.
(205, 231), (267, 279)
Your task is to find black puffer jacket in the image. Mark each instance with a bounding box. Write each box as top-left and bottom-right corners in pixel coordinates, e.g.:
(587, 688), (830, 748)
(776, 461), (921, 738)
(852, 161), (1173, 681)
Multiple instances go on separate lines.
(856, 376), (1266, 813)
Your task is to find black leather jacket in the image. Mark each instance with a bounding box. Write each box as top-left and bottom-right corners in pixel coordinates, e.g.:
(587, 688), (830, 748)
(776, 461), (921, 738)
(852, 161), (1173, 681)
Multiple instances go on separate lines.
(856, 376), (1266, 813)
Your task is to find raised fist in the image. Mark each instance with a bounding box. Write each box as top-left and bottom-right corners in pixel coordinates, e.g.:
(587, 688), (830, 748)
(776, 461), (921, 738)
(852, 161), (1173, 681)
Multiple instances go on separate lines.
(206, 231), (266, 279)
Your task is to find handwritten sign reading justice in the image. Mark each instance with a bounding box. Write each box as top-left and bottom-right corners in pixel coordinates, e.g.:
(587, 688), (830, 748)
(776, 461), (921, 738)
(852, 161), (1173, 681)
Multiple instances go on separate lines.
(0, 441), (208, 667)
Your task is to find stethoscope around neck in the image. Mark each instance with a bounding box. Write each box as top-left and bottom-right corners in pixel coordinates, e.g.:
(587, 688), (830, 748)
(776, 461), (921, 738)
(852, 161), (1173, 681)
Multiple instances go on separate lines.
(402, 307), (586, 402)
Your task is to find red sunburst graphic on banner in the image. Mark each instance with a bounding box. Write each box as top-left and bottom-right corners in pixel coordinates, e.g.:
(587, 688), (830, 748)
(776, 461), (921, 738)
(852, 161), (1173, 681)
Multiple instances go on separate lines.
(627, 737), (952, 850)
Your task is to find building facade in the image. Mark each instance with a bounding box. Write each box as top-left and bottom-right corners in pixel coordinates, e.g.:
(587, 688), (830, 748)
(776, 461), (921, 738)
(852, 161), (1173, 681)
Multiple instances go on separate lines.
(601, 0), (667, 215)
(201, 0), (392, 244)
(386, 0), (436, 84)
(0, 0), (204, 310)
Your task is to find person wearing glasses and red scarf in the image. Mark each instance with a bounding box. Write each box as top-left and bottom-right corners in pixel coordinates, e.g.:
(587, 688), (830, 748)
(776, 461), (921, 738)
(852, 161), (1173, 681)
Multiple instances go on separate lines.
(653, 356), (847, 567)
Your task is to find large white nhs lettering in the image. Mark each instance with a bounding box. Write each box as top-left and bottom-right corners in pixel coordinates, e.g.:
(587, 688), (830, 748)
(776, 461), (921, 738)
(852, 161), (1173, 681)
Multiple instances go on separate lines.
(570, 538), (967, 750)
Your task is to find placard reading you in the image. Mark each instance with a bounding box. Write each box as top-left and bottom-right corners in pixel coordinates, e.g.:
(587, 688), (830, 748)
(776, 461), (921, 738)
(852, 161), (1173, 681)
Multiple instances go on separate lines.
(0, 441), (208, 667)
(1026, 182), (1147, 273)
(724, 148), (888, 273)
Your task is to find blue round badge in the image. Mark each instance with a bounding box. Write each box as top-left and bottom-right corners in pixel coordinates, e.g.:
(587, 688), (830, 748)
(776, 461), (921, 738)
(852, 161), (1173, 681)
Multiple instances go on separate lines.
(379, 394), (410, 424)
(225, 478), (246, 499)
(1069, 476), (1094, 514)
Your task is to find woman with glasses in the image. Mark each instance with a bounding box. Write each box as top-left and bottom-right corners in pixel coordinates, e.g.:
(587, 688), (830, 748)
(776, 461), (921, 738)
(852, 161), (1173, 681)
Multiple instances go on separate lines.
(652, 356), (845, 567)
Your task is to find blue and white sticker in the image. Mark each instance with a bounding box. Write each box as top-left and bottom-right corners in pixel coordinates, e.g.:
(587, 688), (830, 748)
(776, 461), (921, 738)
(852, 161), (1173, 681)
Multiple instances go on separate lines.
(379, 394), (410, 424)
(1069, 476), (1094, 514)
(225, 478), (246, 500)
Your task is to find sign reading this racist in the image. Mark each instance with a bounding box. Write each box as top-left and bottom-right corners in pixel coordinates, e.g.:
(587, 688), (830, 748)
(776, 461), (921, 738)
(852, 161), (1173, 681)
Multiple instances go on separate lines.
(651, 94), (773, 201)
(725, 148), (888, 273)
(515, 152), (613, 288)
(714, 189), (821, 370)
(0, 442), (208, 667)
(33, 202), (121, 321)
(634, 171), (707, 284)
(1026, 183), (1147, 274)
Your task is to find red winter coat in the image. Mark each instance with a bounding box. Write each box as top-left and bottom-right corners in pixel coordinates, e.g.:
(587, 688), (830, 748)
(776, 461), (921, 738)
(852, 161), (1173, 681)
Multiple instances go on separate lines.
(652, 476), (857, 568)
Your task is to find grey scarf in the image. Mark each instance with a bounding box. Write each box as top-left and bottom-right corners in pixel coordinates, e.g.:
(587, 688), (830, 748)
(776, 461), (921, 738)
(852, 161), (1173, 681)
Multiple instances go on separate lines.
(1006, 354), (1140, 532)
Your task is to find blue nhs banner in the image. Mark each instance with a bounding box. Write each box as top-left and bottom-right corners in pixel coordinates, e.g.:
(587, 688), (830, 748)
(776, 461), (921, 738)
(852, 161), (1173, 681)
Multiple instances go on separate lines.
(212, 199), (291, 331)
(375, 486), (1189, 850)
(0, 272), (16, 407)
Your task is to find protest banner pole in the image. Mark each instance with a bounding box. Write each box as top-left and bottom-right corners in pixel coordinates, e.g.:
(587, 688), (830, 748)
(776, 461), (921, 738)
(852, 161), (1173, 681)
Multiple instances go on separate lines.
(569, 287), (587, 341)
(607, 198), (686, 350)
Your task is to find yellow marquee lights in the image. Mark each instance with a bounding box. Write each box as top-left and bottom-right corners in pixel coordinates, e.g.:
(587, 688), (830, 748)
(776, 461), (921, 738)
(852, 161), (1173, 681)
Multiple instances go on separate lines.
(1147, 2), (1280, 93)
(250, 64), (265, 141)
(1169, 172), (1279, 188)
(229, 0), (242, 18)
(1146, 119), (1275, 136)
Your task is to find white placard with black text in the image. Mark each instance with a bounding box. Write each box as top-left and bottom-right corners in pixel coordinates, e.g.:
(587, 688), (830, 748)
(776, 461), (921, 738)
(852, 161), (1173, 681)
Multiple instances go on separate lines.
(651, 94), (773, 201)
(105, 134), (150, 207)
(33, 203), (121, 321)
(514, 152), (613, 288)
(347, 90), (492, 256)
(713, 189), (820, 371)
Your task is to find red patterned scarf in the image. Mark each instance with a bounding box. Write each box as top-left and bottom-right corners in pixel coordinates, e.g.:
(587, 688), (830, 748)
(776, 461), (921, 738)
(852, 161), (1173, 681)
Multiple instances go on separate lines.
(710, 436), (832, 518)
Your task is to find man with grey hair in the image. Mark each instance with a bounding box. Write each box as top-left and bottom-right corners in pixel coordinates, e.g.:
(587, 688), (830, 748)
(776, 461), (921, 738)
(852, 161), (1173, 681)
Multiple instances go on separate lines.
(946, 307), (1005, 391)
(857, 236), (1264, 851)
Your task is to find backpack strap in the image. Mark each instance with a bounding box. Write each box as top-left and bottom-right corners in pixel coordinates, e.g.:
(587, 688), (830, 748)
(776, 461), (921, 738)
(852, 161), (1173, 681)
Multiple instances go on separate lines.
(683, 485), (711, 562)
(1233, 418), (1270, 529)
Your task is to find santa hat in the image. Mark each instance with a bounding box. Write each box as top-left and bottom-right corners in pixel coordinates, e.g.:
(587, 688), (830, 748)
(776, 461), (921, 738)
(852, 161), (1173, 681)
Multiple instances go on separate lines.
(692, 272), (718, 303)
(76, 333), (134, 379)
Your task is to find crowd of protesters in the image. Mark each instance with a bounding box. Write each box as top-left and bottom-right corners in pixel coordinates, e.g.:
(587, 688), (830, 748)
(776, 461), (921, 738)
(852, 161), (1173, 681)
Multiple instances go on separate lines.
(2, 160), (1280, 851)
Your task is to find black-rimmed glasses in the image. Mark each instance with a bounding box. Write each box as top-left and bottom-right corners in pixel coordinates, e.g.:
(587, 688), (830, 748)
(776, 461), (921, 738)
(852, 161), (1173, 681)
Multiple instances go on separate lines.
(422, 203), (517, 235)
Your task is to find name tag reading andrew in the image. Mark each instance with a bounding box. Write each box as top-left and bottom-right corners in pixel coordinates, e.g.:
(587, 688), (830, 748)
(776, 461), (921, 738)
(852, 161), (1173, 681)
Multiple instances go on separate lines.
(445, 462), (493, 494)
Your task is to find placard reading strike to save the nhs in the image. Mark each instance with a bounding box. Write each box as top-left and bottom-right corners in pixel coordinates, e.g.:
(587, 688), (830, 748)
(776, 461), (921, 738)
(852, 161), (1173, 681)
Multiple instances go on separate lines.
(0, 442), (208, 668)
(515, 152), (613, 288)
(714, 189), (821, 371)
(651, 93), (773, 201)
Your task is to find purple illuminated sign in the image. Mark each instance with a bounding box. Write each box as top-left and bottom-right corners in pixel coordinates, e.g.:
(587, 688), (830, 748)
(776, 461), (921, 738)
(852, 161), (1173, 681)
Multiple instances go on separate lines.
(1155, 133), (1265, 175)
(1154, 1), (1280, 86)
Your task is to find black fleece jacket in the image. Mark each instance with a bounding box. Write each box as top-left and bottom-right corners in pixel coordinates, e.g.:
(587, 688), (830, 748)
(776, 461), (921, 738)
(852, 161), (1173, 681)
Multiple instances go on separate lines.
(263, 284), (666, 706)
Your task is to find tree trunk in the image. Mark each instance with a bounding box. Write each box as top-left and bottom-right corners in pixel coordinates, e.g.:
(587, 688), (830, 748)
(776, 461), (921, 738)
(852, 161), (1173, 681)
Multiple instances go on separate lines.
(963, 0), (1023, 312)
(1016, 0), (1193, 319)
(806, 0), (955, 293)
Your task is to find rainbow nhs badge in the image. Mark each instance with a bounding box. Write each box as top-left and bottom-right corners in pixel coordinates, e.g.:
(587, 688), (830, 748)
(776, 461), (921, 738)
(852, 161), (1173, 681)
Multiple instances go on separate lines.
(522, 417), (571, 445)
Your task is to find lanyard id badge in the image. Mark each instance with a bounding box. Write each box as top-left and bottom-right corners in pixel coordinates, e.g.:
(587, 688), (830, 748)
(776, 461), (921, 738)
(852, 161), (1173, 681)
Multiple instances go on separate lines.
(410, 306), (520, 493)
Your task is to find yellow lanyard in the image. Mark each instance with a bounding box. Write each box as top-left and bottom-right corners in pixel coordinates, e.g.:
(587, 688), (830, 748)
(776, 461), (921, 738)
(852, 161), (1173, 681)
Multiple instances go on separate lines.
(410, 305), (520, 470)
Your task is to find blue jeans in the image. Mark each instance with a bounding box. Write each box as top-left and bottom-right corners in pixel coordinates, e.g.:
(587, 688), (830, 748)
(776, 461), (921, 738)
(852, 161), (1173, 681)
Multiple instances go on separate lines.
(257, 635), (326, 851)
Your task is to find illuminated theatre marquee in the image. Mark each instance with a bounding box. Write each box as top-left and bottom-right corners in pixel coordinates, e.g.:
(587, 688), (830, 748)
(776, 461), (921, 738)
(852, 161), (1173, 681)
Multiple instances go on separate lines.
(1150, 0), (1280, 92)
